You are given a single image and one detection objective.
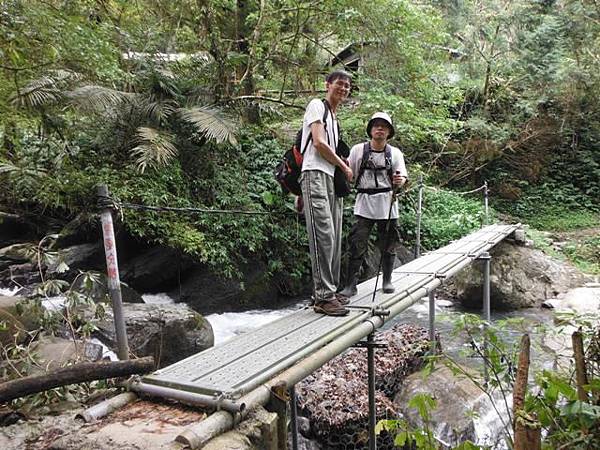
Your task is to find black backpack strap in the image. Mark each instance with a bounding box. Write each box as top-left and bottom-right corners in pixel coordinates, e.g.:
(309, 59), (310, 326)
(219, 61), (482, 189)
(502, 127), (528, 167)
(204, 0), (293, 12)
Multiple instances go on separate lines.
(354, 142), (371, 188)
(301, 99), (331, 155)
(385, 144), (393, 182)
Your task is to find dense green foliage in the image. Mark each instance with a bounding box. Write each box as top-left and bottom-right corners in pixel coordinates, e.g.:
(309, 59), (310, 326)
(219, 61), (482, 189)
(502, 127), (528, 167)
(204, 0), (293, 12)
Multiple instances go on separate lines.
(378, 313), (600, 449)
(1, 0), (598, 292)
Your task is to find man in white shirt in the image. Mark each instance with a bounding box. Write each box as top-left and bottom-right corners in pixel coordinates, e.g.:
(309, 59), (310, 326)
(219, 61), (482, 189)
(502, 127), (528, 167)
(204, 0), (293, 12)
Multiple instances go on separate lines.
(339, 112), (408, 297)
(299, 70), (353, 316)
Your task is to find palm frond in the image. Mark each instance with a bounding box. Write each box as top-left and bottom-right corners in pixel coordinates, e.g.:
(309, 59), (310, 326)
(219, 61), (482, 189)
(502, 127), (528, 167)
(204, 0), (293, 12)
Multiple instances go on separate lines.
(65, 85), (133, 115)
(144, 67), (180, 100)
(130, 127), (177, 173)
(139, 98), (177, 125)
(0, 161), (47, 177)
(11, 70), (81, 109)
(178, 107), (238, 145)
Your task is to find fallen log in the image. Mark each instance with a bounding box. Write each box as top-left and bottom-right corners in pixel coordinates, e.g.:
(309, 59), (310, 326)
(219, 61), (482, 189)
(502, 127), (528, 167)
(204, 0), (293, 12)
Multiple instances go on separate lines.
(0, 356), (154, 403)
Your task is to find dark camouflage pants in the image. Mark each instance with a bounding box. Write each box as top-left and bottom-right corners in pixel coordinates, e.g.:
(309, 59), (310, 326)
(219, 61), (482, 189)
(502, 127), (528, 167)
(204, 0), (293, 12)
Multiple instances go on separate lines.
(347, 215), (399, 265)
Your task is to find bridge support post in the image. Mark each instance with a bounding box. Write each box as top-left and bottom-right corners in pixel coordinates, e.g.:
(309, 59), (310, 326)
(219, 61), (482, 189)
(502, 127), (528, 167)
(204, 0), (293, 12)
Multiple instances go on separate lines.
(480, 251), (492, 383)
(268, 382), (289, 450)
(428, 290), (436, 354)
(97, 184), (129, 361)
(367, 332), (377, 450)
(414, 174), (424, 258)
(483, 181), (489, 225)
(289, 386), (299, 450)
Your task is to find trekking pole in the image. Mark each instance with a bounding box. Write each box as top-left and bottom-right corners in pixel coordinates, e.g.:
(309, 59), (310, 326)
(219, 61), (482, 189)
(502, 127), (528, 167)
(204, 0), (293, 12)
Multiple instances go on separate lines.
(414, 174), (423, 258)
(370, 173), (402, 304)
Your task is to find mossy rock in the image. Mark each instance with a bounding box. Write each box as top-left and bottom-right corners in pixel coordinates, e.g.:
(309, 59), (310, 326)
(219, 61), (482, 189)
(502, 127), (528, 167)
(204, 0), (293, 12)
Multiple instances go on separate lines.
(0, 296), (44, 346)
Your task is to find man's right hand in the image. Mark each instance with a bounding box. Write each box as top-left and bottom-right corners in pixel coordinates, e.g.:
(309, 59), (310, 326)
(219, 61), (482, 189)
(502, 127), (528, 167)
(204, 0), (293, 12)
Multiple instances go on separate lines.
(342, 164), (353, 182)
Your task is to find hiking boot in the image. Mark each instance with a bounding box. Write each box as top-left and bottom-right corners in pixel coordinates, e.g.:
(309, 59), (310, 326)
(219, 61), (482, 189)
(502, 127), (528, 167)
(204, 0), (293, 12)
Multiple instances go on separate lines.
(335, 293), (350, 305)
(382, 254), (396, 294)
(314, 298), (349, 316)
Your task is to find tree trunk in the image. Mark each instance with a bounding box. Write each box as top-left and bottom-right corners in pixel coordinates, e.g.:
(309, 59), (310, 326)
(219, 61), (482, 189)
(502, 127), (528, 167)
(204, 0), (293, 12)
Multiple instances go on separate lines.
(0, 356), (154, 403)
(237, 0), (260, 124)
(513, 334), (541, 450)
(572, 330), (589, 402)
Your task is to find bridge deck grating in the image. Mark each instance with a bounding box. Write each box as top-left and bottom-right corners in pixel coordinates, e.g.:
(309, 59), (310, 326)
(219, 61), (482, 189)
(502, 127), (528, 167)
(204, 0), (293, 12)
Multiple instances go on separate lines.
(142, 224), (519, 398)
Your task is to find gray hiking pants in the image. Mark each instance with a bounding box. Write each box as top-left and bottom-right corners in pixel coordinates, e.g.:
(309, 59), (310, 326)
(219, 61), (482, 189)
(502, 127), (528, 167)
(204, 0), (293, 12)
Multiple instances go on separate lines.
(300, 170), (343, 302)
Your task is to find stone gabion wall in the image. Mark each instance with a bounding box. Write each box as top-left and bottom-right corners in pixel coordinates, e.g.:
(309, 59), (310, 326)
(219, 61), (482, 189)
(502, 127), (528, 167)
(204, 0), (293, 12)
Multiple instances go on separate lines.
(297, 324), (433, 449)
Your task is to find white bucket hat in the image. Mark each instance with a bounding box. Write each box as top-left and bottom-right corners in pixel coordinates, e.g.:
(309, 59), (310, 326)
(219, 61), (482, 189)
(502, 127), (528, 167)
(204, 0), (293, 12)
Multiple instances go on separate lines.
(366, 112), (395, 139)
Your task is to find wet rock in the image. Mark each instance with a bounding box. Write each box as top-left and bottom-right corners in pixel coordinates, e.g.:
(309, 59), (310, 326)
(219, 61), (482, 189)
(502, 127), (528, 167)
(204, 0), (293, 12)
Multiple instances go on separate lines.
(119, 245), (192, 293)
(453, 241), (587, 310)
(171, 260), (279, 314)
(288, 431), (323, 450)
(94, 303), (213, 367)
(46, 243), (104, 281)
(0, 262), (41, 288)
(393, 365), (509, 449)
(545, 286), (600, 313)
(71, 273), (144, 304)
(0, 296), (44, 345)
(540, 286), (600, 371)
(31, 336), (104, 371)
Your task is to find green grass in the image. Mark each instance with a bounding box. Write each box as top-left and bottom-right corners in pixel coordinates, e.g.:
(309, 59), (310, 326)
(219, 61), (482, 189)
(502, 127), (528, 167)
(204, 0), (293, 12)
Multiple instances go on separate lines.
(525, 208), (599, 232)
(562, 235), (600, 275)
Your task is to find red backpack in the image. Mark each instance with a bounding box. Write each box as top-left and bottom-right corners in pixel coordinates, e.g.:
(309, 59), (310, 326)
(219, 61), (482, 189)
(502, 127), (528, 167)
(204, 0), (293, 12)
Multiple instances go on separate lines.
(274, 100), (330, 196)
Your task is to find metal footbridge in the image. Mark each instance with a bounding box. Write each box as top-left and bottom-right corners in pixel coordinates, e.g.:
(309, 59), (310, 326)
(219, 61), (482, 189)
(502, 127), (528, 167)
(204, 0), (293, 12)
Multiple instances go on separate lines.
(132, 223), (520, 415)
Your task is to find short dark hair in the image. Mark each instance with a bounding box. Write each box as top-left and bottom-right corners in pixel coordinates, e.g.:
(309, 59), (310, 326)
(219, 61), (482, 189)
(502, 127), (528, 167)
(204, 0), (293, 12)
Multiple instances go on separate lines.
(326, 70), (352, 84)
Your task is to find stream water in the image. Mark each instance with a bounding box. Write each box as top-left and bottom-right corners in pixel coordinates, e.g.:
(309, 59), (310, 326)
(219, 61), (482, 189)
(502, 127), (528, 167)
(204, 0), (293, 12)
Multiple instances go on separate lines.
(1, 286), (556, 448)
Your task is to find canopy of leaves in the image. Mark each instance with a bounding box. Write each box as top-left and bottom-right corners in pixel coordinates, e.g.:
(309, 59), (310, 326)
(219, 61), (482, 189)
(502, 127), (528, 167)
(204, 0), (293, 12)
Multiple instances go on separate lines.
(1, 0), (598, 285)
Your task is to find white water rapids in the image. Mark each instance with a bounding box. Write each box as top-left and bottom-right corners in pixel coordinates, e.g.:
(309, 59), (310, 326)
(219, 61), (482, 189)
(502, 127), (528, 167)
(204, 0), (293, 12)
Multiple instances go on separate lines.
(1, 286), (552, 448)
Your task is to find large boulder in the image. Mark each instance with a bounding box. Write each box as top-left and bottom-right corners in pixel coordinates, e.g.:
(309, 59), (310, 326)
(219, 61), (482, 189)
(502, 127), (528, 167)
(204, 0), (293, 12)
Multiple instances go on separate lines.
(393, 365), (509, 449)
(540, 284), (600, 371)
(0, 243), (31, 272)
(30, 335), (104, 372)
(119, 245), (192, 293)
(453, 241), (587, 310)
(0, 214), (31, 248)
(0, 296), (45, 346)
(46, 243), (105, 281)
(0, 244), (40, 287)
(94, 303), (214, 367)
(71, 273), (144, 304)
(170, 260), (279, 315)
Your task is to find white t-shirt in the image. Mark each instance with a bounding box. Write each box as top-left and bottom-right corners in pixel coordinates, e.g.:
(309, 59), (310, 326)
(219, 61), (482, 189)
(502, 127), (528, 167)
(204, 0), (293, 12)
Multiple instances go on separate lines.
(347, 142), (408, 220)
(300, 99), (339, 178)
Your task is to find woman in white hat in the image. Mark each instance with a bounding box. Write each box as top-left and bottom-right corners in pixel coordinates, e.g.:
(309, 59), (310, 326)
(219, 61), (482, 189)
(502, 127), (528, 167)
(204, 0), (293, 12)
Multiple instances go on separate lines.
(339, 112), (408, 297)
